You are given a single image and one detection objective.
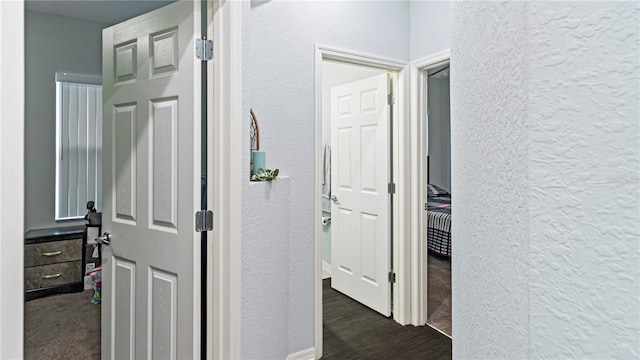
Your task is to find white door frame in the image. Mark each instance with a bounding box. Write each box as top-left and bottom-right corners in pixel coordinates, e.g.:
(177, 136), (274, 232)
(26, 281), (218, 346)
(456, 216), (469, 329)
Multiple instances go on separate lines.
(210, 0), (242, 358)
(0, 1), (25, 358)
(0, 1), (241, 358)
(408, 49), (451, 326)
(314, 45), (409, 359)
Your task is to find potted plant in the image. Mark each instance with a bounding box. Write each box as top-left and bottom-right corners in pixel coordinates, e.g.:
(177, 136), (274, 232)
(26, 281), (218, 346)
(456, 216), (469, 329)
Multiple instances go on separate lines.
(250, 168), (279, 182)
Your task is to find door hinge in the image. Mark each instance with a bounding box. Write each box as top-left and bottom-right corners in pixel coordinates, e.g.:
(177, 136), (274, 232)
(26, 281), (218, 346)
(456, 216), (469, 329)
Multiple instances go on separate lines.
(388, 182), (396, 194)
(195, 210), (213, 232)
(388, 270), (396, 283)
(387, 94), (395, 106)
(195, 38), (213, 61)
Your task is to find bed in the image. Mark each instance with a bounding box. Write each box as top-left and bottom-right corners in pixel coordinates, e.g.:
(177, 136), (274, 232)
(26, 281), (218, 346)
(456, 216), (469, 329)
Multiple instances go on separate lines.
(426, 184), (451, 257)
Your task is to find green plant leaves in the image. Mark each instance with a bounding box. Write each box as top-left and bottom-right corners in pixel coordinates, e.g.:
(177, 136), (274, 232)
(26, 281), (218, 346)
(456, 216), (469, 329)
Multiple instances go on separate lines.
(250, 168), (280, 182)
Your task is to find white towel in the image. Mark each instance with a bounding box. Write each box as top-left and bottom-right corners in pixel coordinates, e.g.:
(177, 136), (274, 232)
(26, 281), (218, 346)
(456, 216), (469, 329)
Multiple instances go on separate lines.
(322, 143), (331, 196)
(322, 143), (331, 212)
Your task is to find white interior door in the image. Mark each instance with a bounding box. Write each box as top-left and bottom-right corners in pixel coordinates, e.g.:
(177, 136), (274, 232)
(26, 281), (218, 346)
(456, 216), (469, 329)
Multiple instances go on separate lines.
(330, 73), (391, 316)
(101, 1), (201, 358)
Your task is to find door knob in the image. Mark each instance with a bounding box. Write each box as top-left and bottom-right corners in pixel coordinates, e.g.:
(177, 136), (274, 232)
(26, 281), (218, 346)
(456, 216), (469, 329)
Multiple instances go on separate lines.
(97, 232), (111, 246)
(330, 195), (339, 202)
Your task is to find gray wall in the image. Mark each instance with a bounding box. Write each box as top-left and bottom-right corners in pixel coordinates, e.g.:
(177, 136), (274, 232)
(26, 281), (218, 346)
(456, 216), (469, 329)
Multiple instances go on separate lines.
(451, 2), (640, 358)
(410, 1), (451, 60)
(427, 76), (451, 192)
(242, 1), (409, 356)
(25, 11), (106, 231)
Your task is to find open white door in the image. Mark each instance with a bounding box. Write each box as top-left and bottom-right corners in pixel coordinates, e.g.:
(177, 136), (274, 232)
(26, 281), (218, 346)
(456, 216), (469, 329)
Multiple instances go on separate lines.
(330, 73), (391, 316)
(101, 1), (201, 358)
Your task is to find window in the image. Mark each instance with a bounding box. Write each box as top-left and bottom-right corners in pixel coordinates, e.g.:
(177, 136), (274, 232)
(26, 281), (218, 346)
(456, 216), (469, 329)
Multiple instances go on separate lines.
(55, 72), (103, 220)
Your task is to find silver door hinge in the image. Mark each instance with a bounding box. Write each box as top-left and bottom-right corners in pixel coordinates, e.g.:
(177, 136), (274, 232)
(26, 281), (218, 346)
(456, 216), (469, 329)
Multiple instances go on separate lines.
(388, 182), (396, 194)
(195, 210), (213, 232)
(387, 94), (395, 106)
(195, 39), (213, 61)
(388, 270), (396, 283)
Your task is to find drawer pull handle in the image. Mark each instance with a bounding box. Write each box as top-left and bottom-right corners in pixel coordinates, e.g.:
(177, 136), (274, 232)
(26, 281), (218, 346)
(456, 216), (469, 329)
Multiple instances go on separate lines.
(42, 273), (61, 279)
(42, 251), (62, 257)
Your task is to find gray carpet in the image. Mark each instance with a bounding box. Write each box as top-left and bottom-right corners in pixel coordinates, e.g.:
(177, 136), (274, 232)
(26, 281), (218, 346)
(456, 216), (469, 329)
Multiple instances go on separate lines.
(427, 253), (452, 336)
(25, 290), (100, 360)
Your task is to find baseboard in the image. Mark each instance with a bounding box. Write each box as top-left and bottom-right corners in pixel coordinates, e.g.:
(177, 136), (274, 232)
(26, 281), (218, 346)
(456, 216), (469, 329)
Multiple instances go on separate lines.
(322, 261), (331, 279)
(286, 347), (315, 360)
(426, 323), (452, 339)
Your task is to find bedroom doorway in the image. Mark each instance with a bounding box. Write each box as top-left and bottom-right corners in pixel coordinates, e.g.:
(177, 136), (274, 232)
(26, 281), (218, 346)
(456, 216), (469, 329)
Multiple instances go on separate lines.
(24, 1), (211, 358)
(424, 61), (452, 337)
(22, 6), (113, 358)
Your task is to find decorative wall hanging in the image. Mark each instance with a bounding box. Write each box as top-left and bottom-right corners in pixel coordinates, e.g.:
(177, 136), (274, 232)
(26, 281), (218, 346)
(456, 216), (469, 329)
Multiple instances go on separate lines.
(250, 108), (279, 181)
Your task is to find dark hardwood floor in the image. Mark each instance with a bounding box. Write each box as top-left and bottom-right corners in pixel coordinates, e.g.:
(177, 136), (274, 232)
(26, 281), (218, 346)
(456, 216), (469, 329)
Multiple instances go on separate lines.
(323, 279), (452, 360)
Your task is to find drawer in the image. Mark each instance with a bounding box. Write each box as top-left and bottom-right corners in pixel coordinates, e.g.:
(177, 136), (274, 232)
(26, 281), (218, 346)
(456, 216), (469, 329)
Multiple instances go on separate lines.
(24, 238), (82, 267)
(25, 261), (82, 291)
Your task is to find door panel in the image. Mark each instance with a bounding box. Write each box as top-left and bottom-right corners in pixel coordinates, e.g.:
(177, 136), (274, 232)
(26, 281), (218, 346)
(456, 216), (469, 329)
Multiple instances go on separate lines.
(330, 73), (390, 316)
(337, 128), (353, 190)
(149, 268), (178, 359)
(113, 258), (135, 360)
(113, 104), (137, 222)
(150, 97), (178, 231)
(102, 1), (201, 358)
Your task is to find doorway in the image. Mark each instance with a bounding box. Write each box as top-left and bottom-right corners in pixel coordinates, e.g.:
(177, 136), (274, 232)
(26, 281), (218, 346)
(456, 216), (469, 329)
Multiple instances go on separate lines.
(25, 2), (207, 358)
(318, 56), (452, 358)
(321, 60), (390, 279)
(424, 61), (452, 337)
(314, 45), (410, 358)
(3, 1), (240, 358)
(23, 7), (116, 359)
(322, 59), (393, 316)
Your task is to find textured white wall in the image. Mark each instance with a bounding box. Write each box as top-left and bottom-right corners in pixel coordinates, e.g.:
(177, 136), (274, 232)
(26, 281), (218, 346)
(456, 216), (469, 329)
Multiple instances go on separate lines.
(451, 2), (640, 359)
(451, 3), (530, 357)
(25, 11), (106, 231)
(527, 3), (640, 358)
(410, 1), (451, 60)
(242, 179), (290, 359)
(427, 76), (450, 192)
(242, 0), (409, 355)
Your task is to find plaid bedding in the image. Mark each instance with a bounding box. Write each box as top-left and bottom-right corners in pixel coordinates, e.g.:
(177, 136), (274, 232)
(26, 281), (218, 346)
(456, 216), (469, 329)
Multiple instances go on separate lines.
(427, 184), (450, 196)
(425, 193), (451, 257)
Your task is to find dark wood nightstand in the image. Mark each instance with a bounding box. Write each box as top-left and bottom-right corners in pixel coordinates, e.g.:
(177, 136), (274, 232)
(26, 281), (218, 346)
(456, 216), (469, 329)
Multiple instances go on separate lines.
(24, 225), (86, 301)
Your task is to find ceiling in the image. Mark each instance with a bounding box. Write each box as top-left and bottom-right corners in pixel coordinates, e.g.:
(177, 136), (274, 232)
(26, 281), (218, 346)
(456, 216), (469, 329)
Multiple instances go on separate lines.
(25, 0), (175, 25)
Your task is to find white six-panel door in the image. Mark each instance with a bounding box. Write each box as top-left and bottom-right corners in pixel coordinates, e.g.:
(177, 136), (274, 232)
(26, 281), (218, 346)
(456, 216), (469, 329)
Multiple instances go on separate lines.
(101, 1), (201, 358)
(330, 73), (391, 317)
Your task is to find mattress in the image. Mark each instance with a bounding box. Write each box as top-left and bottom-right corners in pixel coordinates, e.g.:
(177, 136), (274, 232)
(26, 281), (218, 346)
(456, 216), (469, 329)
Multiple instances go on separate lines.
(426, 186), (451, 257)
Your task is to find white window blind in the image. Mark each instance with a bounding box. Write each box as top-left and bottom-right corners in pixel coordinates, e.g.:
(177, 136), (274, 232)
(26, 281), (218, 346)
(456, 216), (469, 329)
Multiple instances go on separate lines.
(55, 72), (103, 220)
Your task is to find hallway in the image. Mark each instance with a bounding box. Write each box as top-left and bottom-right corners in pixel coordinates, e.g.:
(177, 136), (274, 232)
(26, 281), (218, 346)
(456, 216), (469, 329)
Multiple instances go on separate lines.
(322, 279), (452, 359)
